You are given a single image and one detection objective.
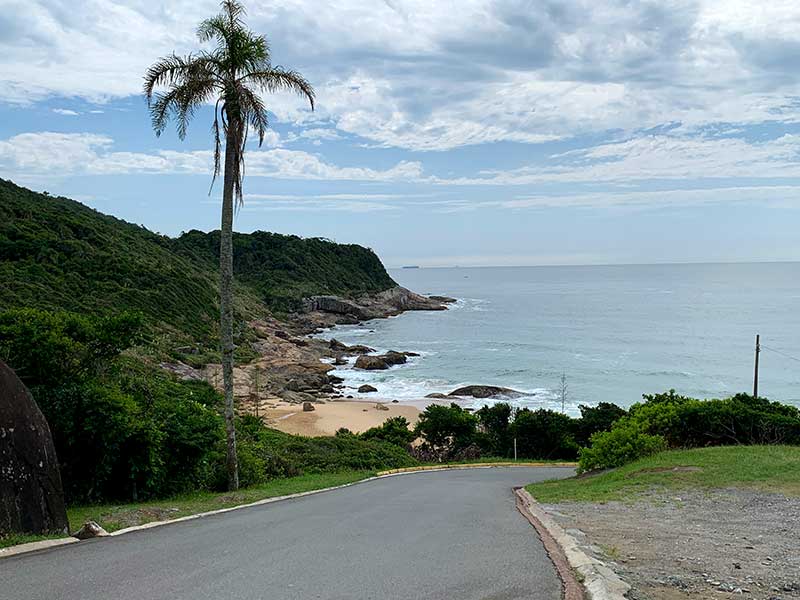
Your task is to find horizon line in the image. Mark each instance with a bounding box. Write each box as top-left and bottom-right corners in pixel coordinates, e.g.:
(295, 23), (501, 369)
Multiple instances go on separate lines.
(386, 259), (800, 270)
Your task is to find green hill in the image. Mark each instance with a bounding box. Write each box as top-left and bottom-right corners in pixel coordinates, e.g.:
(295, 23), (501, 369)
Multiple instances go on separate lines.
(0, 178), (396, 341)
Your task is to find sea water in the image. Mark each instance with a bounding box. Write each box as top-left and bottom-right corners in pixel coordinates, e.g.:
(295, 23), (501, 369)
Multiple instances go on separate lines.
(317, 263), (800, 414)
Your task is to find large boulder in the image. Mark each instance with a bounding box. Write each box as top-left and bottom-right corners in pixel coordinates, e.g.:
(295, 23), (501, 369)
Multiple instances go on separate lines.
(0, 360), (69, 535)
(354, 355), (390, 370)
(447, 385), (525, 399)
(358, 384), (378, 393)
(382, 351), (408, 366)
(329, 339), (375, 355)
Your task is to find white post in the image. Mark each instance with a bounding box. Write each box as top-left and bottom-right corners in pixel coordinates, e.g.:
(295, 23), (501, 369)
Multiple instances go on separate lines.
(513, 438), (517, 461)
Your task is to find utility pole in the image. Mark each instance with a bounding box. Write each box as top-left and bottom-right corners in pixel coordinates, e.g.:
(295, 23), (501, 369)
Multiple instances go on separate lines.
(753, 334), (760, 399)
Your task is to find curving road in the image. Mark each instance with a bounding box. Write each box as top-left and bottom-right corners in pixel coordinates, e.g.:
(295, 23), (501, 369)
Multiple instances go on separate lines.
(2, 467), (572, 600)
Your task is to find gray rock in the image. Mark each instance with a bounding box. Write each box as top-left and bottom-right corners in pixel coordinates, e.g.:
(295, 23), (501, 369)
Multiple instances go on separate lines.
(447, 385), (525, 399)
(159, 361), (203, 381)
(302, 402), (315, 412)
(425, 393), (449, 399)
(73, 520), (109, 540)
(358, 384), (378, 393)
(382, 351), (408, 365)
(279, 390), (316, 404)
(354, 355), (389, 370)
(0, 360), (69, 535)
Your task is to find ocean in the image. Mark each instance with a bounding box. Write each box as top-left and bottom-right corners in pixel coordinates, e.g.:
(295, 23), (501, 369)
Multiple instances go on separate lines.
(317, 263), (800, 414)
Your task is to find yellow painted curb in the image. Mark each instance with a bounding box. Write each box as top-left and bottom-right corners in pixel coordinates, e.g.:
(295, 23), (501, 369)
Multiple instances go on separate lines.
(377, 462), (577, 476)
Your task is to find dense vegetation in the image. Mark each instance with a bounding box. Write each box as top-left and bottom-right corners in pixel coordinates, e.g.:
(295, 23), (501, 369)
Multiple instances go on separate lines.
(412, 402), (624, 462)
(0, 179), (396, 338)
(527, 445), (800, 502)
(579, 390), (800, 472)
(409, 394), (800, 473)
(175, 230), (396, 313)
(0, 309), (414, 504)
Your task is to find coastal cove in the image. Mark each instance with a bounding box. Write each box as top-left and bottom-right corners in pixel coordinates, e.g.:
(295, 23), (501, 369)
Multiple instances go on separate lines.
(317, 263), (800, 413)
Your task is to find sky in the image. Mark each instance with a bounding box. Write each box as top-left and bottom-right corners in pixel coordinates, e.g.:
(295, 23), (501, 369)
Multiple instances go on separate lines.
(2, 0), (800, 267)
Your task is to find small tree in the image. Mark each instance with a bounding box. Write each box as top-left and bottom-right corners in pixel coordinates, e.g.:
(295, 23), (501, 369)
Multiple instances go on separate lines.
(559, 372), (568, 414)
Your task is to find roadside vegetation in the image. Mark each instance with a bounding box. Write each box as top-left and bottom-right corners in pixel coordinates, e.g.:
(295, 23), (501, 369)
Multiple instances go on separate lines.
(526, 445), (800, 503)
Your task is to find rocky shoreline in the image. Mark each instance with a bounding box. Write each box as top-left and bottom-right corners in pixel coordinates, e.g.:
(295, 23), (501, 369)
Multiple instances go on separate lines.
(160, 286), (456, 416)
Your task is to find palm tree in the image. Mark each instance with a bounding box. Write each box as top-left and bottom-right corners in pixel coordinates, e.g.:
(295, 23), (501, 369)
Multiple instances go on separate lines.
(143, 0), (315, 490)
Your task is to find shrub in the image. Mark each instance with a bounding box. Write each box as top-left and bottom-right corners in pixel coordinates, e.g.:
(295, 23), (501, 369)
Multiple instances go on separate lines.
(360, 416), (416, 447)
(578, 421), (667, 473)
(0, 308), (143, 387)
(475, 403), (514, 457)
(574, 402), (627, 447)
(510, 409), (578, 460)
(630, 390), (800, 447)
(414, 403), (479, 456)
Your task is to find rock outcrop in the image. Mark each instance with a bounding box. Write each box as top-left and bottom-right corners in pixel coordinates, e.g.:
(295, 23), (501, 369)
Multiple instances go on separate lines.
(447, 385), (525, 399)
(329, 339), (375, 354)
(358, 384), (378, 393)
(354, 355), (390, 370)
(303, 286), (448, 325)
(0, 360), (69, 535)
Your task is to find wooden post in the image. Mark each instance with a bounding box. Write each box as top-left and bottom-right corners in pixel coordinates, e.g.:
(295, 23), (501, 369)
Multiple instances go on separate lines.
(753, 334), (760, 398)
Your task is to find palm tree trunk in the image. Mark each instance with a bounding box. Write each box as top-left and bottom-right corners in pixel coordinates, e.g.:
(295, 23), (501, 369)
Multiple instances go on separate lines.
(220, 122), (239, 491)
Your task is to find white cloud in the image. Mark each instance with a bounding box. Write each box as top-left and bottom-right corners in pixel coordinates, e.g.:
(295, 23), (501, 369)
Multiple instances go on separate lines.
(52, 108), (79, 116)
(5, 1), (800, 151)
(436, 133), (800, 185)
(0, 131), (423, 182)
(433, 185), (800, 212)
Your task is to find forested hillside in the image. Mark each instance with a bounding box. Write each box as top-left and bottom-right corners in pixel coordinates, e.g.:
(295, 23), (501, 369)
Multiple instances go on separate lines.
(0, 178), (396, 337)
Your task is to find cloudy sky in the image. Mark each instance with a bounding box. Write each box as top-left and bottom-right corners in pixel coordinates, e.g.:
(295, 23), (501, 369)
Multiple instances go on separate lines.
(2, 0), (800, 266)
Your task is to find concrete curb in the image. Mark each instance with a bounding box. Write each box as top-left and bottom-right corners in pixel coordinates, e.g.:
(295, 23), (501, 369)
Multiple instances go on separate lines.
(377, 462), (577, 475)
(1, 465), (573, 560)
(0, 537), (79, 559)
(515, 488), (630, 600)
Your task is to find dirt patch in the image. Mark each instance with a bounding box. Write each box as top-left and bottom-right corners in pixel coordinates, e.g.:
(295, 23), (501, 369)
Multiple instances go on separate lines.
(102, 506), (181, 529)
(543, 488), (800, 600)
(625, 466), (704, 478)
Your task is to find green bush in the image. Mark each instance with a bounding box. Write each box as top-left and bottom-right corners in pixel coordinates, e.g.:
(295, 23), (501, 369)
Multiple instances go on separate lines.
(475, 403), (514, 457)
(578, 421), (667, 473)
(415, 403), (479, 453)
(511, 409), (578, 460)
(0, 309), (225, 502)
(360, 416), (416, 447)
(237, 424), (417, 475)
(630, 390), (800, 447)
(0, 308), (143, 387)
(574, 402), (627, 447)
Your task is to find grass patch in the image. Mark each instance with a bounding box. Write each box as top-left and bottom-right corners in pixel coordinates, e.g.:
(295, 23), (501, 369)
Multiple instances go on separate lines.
(526, 445), (800, 503)
(67, 471), (372, 533)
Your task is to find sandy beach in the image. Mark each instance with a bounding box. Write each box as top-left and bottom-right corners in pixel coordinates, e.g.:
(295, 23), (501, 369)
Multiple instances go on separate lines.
(264, 400), (420, 437)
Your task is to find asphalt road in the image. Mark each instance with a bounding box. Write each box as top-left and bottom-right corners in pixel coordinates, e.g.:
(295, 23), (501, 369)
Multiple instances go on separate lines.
(2, 467), (572, 600)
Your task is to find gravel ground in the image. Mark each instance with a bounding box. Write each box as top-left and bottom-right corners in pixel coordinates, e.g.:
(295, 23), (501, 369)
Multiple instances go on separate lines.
(544, 488), (800, 600)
